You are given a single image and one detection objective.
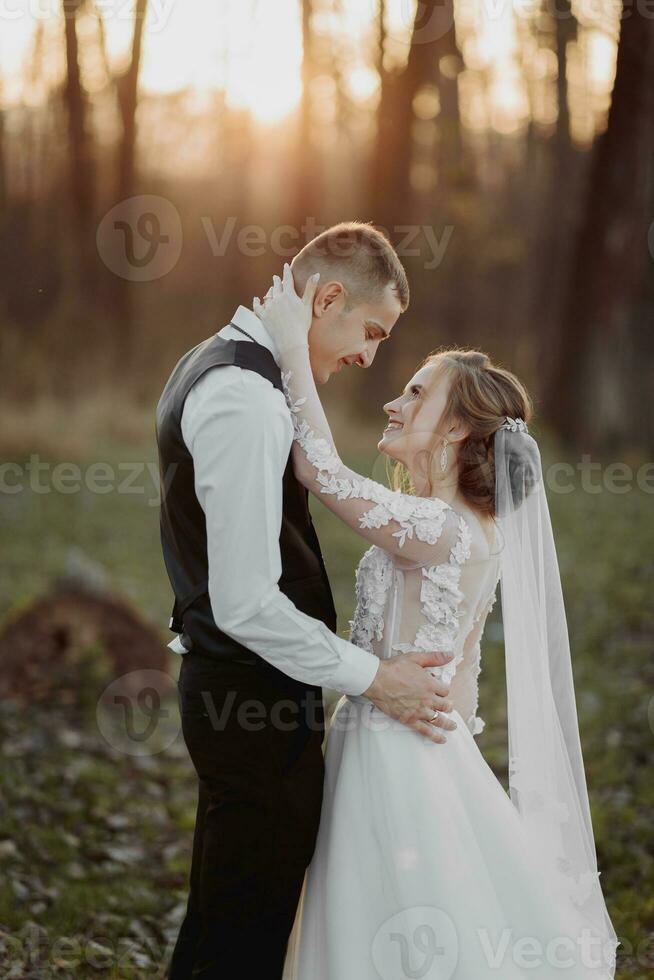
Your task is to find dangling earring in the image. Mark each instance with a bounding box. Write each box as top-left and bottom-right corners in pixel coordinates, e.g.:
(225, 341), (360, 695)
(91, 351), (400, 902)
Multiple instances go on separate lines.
(440, 439), (449, 472)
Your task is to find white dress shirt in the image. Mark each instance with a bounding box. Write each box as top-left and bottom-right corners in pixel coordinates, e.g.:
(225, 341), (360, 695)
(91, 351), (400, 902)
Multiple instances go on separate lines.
(166, 305), (381, 696)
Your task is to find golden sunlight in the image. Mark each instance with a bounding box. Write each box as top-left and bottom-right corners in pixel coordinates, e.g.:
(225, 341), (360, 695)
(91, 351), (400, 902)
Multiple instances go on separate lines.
(0, 0), (619, 134)
(117, 0), (303, 123)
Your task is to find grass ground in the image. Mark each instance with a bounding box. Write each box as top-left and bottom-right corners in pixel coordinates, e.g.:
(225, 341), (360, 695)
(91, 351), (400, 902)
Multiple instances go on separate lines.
(0, 437), (652, 978)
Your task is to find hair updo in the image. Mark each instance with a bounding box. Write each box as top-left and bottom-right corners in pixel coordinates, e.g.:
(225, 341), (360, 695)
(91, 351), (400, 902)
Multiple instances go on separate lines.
(419, 348), (535, 518)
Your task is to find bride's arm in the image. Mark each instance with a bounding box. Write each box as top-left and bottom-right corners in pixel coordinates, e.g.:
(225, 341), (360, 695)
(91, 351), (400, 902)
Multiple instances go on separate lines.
(254, 266), (469, 568)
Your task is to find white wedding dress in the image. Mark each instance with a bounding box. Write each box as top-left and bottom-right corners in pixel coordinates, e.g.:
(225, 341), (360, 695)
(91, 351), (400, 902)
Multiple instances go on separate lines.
(273, 349), (616, 980)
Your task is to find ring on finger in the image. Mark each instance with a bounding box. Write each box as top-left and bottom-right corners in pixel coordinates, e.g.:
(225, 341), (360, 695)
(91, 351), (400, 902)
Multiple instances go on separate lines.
(430, 709), (440, 723)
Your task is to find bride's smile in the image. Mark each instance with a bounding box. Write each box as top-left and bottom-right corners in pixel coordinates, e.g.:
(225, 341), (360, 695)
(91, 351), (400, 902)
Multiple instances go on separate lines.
(377, 362), (464, 493)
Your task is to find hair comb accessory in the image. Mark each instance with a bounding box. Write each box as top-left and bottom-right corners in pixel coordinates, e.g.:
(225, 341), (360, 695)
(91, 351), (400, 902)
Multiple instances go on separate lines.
(500, 416), (528, 433)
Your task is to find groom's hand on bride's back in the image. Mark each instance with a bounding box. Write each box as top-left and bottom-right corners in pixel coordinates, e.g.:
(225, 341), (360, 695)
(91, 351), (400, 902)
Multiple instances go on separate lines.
(362, 651), (457, 744)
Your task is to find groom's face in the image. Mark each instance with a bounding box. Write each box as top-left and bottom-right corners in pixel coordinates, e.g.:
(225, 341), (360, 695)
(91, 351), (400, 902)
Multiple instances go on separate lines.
(307, 281), (402, 385)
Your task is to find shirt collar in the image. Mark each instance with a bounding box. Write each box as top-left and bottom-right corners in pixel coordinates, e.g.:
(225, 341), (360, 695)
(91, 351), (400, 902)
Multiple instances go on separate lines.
(228, 305), (280, 363)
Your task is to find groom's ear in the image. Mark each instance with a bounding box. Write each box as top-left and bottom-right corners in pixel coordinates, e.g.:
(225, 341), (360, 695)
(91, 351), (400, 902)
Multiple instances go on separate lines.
(314, 280), (346, 317)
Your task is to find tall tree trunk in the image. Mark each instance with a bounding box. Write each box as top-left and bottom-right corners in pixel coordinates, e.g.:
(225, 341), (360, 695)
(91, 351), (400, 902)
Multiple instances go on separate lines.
(369, 0), (463, 228)
(534, 0), (581, 383)
(293, 0), (319, 231)
(433, 0), (463, 188)
(109, 0), (148, 365)
(115, 0), (148, 203)
(546, 10), (654, 449)
(0, 104), (6, 215)
(368, 0), (393, 218)
(62, 0), (96, 296)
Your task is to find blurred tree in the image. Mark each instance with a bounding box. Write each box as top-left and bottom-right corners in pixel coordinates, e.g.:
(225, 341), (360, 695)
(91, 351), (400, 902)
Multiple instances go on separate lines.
(0, 96), (5, 214)
(369, 0), (462, 227)
(548, 9), (654, 449)
(293, 0), (319, 230)
(1, 24), (63, 335)
(61, 0), (96, 296)
(533, 0), (582, 381)
(115, 0), (148, 205)
(432, 0), (464, 189)
(222, 0), (259, 302)
(93, 0), (149, 362)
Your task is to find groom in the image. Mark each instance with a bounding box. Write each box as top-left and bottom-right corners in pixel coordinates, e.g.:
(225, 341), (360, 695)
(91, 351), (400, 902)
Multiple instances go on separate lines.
(157, 221), (456, 979)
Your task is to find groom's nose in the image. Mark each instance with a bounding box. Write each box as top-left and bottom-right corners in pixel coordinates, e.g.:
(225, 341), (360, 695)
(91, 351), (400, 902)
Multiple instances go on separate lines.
(356, 345), (374, 369)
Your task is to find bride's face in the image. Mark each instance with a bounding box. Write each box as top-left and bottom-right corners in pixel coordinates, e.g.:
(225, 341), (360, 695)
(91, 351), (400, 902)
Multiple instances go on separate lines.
(378, 362), (451, 467)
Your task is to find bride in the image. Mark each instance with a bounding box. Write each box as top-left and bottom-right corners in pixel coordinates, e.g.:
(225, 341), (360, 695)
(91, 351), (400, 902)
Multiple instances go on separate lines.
(254, 265), (618, 980)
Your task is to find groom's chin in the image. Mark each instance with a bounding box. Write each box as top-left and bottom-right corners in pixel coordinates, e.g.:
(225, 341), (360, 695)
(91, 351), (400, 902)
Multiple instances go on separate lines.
(309, 359), (331, 385)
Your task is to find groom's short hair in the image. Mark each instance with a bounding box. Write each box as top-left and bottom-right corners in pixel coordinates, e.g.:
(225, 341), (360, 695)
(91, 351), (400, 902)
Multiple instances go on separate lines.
(291, 221), (410, 312)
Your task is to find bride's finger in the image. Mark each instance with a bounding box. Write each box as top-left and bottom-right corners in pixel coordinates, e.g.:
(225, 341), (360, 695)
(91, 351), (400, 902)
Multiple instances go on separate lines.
(272, 274), (282, 296)
(253, 297), (263, 318)
(282, 262), (295, 292)
(302, 271), (321, 308)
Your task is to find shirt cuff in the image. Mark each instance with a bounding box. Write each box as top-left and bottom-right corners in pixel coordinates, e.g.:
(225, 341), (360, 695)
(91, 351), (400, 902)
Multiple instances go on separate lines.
(168, 635), (188, 655)
(327, 639), (381, 697)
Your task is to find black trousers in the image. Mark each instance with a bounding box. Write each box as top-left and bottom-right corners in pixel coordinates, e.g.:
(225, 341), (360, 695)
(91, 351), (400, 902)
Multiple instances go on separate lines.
(167, 650), (325, 979)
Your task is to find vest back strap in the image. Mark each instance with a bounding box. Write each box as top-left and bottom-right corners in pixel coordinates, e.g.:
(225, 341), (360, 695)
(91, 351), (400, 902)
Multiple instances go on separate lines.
(169, 579), (210, 633)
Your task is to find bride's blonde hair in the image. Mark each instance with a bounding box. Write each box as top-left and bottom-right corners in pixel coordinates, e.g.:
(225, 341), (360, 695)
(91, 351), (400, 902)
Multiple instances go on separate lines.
(393, 348), (534, 517)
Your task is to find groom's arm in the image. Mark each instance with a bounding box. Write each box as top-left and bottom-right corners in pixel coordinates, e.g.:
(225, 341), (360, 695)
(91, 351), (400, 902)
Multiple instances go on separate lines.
(180, 363), (381, 695)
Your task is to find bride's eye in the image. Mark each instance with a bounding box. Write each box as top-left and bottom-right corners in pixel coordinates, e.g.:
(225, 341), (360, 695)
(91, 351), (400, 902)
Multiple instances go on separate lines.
(410, 386), (421, 399)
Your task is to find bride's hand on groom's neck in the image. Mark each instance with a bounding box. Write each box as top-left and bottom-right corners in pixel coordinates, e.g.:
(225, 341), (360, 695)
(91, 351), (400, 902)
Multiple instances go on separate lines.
(253, 263), (320, 356)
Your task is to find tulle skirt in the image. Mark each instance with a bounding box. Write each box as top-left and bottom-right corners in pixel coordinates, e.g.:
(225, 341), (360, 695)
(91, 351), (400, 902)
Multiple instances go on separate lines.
(283, 696), (615, 980)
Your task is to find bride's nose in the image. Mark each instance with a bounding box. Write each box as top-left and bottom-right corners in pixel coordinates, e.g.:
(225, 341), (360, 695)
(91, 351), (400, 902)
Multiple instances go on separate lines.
(384, 396), (401, 417)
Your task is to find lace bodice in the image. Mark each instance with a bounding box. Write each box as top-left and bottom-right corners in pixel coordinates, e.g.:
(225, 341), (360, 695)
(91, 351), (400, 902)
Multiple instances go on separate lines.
(274, 350), (500, 737)
(348, 540), (499, 735)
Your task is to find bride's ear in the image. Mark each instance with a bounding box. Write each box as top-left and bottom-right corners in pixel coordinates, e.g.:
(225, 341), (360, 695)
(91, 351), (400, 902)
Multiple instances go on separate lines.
(447, 420), (470, 444)
(315, 281), (345, 317)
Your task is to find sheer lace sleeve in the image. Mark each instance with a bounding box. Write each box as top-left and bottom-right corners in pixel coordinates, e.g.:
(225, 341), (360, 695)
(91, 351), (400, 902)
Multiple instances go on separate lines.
(280, 346), (470, 567)
(448, 585), (498, 735)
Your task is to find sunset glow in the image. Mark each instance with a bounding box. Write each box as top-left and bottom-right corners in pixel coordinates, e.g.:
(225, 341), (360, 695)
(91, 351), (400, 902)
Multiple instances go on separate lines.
(0, 0), (619, 134)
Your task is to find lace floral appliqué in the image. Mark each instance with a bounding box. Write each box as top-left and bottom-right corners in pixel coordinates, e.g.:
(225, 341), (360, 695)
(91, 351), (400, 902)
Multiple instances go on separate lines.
(349, 547), (394, 653)
(464, 590), (498, 735)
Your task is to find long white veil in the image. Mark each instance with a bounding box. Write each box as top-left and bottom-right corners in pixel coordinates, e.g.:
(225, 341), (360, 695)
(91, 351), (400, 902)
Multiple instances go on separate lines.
(495, 419), (619, 976)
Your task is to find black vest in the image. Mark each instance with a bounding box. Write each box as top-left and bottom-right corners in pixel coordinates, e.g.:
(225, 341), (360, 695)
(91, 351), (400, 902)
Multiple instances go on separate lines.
(155, 330), (337, 668)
